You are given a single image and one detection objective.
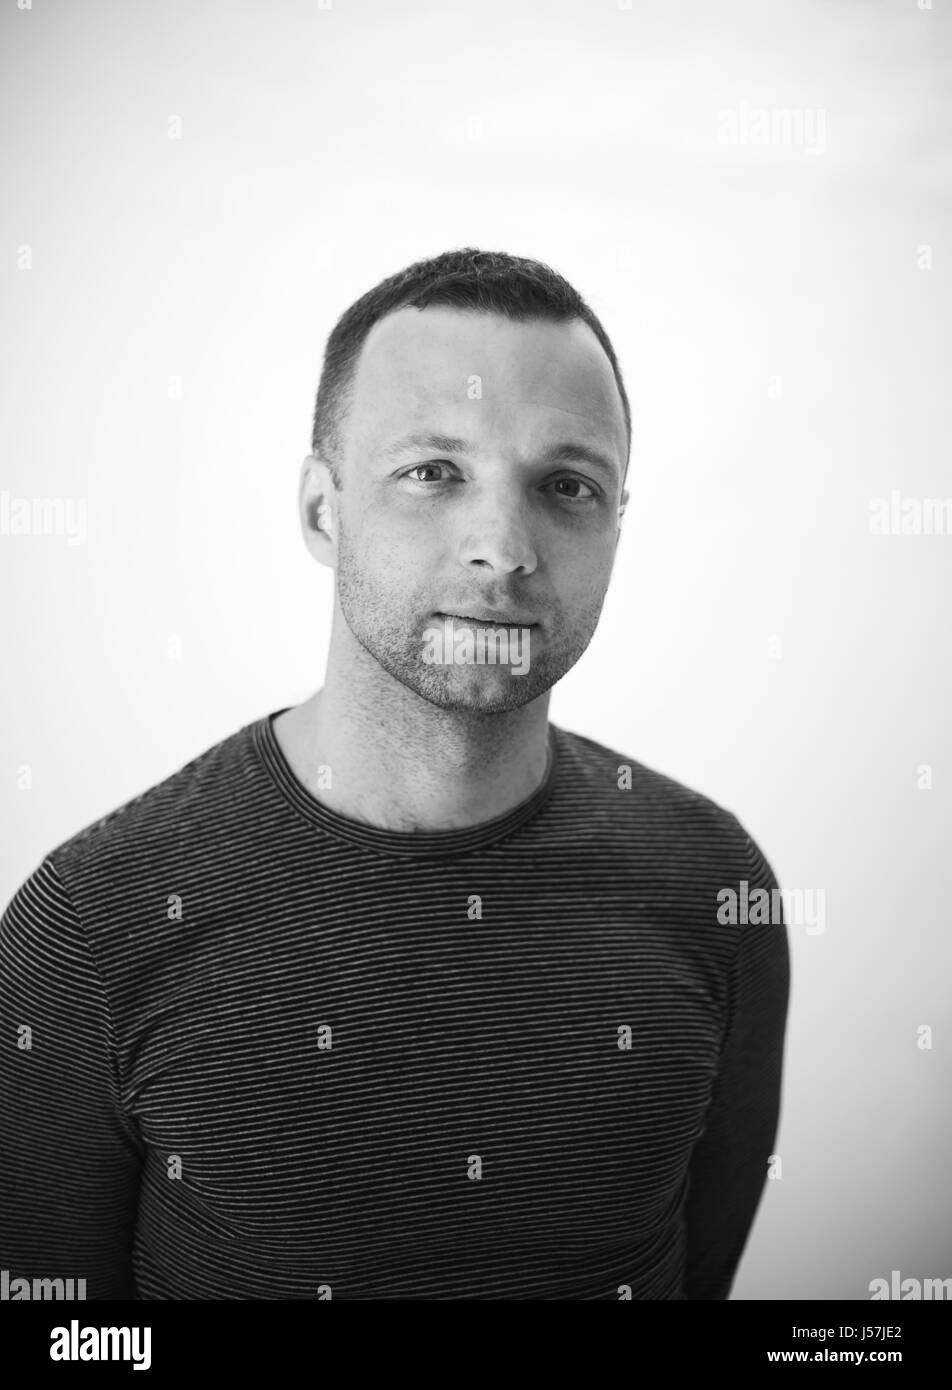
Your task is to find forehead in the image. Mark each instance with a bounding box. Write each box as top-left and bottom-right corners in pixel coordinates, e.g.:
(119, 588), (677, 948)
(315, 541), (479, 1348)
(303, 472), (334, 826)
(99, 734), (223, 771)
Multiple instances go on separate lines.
(348, 306), (627, 458)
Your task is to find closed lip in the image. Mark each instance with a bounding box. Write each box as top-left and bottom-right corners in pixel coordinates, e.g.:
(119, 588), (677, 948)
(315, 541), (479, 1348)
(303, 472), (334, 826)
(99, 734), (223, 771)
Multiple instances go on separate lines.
(437, 610), (537, 627)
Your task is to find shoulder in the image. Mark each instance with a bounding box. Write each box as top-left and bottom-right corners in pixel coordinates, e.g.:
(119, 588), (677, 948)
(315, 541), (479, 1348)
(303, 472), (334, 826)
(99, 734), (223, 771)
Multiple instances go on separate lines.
(552, 723), (750, 855)
(33, 715), (262, 916)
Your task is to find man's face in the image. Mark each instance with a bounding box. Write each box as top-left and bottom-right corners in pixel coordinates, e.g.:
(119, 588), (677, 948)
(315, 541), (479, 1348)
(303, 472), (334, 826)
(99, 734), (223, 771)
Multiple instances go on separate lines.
(331, 306), (628, 713)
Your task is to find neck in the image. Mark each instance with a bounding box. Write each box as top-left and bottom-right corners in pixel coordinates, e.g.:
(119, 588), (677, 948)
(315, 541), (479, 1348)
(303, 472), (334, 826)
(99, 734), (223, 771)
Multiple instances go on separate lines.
(274, 609), (552, 833)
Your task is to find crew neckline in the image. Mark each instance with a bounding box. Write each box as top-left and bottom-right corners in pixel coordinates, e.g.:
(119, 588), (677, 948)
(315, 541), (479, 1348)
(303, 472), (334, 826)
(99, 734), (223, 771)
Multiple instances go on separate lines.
(252, 707), (560, 858)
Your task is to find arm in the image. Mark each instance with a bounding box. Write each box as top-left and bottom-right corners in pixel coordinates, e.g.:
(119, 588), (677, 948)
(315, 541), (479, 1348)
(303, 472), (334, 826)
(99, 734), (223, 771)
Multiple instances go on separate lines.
(0, 858), (142, 1298)
(683, 820), (791, 1299)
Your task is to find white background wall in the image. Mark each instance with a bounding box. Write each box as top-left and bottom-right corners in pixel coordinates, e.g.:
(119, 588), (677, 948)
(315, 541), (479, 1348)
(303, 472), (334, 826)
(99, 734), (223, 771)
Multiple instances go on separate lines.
(1, 0), (949, 1299)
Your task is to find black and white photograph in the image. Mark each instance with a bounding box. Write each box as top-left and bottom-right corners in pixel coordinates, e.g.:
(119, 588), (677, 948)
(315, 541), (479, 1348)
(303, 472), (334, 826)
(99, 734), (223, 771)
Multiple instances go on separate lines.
(0, 0), (948, 1368)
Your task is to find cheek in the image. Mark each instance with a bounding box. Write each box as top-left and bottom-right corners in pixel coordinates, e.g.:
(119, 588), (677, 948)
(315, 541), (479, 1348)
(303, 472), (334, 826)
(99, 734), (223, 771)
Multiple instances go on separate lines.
(344, 514), (439, 597)
(550, 545), (614, 600)
(361, 502), (442, 554)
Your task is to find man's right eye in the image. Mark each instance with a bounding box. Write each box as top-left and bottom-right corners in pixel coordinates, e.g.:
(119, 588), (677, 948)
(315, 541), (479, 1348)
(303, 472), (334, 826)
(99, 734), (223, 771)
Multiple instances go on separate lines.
(404, 462), (457, 484)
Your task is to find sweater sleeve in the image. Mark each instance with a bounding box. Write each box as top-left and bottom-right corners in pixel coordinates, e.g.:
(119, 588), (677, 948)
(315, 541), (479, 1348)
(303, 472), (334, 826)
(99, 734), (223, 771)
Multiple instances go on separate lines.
(0, 857), (142, 1298)
(682, 818), (791, 1299)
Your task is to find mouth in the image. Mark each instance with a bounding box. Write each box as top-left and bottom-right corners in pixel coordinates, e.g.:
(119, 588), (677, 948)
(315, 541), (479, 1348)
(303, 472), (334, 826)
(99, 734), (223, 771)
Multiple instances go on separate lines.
(436, 611), (538, 629)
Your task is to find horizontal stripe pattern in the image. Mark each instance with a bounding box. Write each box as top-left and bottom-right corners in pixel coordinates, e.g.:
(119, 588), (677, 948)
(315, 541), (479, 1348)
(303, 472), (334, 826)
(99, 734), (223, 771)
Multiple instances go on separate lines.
(0, 711), (789, 1300)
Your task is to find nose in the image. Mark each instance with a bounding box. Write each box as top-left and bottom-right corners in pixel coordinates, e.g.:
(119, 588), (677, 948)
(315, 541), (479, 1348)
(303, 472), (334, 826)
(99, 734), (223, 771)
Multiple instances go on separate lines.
(456, 488), (539, 576)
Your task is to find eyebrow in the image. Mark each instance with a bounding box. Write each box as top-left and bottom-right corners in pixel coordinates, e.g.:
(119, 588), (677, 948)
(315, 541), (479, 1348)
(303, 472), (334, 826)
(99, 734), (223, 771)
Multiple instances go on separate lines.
(380, 432), (620, 478)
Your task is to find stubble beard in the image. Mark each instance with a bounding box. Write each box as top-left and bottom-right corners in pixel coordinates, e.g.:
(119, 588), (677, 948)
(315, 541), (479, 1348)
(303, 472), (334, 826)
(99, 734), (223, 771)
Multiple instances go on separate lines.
(334, 524), (604, 714)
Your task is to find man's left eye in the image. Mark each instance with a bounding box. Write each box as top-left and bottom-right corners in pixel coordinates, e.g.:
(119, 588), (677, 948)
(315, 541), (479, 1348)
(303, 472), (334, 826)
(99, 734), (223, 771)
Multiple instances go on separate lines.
(549, 477), (597, 501)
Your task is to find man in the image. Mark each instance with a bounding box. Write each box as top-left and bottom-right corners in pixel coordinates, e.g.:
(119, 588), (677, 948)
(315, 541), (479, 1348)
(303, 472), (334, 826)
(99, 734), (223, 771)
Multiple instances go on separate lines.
(0, 248), (789, 1300)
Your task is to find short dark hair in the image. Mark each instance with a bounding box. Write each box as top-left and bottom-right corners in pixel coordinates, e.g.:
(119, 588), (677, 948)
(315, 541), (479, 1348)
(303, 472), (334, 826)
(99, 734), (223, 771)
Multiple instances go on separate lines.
(310, 247), (631, 488)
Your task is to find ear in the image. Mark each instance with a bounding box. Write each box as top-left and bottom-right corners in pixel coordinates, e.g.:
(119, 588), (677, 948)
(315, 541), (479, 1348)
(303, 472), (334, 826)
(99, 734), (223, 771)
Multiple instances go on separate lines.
(617, 486), (629, 525)
(298, 454), (338, 569)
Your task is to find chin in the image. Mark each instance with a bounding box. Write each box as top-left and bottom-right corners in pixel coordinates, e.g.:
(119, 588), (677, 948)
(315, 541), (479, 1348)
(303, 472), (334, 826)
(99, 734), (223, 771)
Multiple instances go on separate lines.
(410, 667), (547, 714)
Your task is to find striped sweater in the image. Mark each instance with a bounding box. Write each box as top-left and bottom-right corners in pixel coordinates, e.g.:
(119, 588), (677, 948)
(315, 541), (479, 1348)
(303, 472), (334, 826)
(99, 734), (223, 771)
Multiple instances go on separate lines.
(0, 710), (789, 1300)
